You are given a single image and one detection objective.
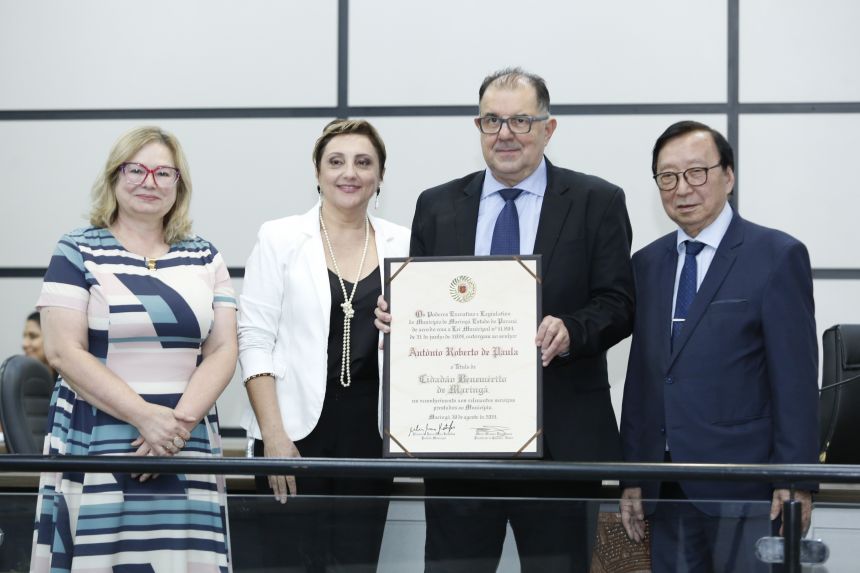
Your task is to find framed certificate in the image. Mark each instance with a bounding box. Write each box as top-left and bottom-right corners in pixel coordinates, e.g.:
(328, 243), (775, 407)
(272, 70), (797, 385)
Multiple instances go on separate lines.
(382, 255), (543, 458)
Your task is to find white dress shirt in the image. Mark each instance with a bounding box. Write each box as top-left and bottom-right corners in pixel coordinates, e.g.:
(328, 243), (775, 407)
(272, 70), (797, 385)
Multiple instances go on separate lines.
(473, 158), (547, 256)
(670, 202), (734, 328)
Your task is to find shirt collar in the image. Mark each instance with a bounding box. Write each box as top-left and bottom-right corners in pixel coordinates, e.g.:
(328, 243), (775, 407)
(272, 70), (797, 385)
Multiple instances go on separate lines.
(481, 157), (547, 199)
(676, 201), (734, 252)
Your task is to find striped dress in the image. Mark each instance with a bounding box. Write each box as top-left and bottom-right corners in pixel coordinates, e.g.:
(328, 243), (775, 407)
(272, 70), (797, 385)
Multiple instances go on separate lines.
(30, 227), (235, 573)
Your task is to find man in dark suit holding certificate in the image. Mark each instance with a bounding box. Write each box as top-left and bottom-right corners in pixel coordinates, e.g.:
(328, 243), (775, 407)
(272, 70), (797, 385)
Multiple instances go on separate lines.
(377, 67), (634, 572)
(619, 121), (818, 572)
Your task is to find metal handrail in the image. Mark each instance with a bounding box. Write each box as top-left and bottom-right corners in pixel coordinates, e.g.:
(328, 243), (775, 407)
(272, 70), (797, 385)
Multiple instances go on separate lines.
(0, 455), (857, 484)
(0, 455), (846, 571)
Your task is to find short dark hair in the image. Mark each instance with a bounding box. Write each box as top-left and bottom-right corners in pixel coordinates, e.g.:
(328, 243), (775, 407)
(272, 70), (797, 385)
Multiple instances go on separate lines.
(27, 311), (40, 324)
(312, 119), (387, 178)
(652, 120), (734, 175)
(479, 67), (550, 114)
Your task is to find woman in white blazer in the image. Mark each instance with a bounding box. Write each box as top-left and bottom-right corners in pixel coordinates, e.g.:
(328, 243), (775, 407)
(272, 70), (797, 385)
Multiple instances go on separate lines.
(238, 119), (410, 571)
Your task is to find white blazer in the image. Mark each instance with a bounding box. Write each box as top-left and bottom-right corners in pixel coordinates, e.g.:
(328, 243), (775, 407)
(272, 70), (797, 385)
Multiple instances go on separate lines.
(238, 202), (411, 441)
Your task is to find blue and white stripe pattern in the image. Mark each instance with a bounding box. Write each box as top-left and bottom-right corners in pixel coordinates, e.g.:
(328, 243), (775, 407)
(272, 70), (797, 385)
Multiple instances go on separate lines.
(31, 227), (235, 572)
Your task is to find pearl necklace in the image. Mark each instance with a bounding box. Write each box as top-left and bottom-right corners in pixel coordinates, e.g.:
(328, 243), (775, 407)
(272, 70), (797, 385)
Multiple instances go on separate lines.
(319, 209), (370, 388)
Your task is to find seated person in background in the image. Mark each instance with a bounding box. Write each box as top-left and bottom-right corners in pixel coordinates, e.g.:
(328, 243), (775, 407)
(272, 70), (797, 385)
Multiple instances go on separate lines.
(0, 311), (56, 442)
(22, 311), (57, 378)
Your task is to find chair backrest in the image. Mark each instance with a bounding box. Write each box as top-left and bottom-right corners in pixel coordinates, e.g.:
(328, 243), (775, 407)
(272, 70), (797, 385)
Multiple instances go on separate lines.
(0, 355), (55, 454)
(820, 324), (860, 463)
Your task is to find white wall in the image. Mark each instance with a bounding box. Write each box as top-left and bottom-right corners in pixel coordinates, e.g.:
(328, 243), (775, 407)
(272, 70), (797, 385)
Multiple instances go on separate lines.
(1, 0), (858, 430)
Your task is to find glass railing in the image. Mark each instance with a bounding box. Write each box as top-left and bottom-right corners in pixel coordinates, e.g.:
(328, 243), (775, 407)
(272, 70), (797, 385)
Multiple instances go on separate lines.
(0, 456), (854, 572)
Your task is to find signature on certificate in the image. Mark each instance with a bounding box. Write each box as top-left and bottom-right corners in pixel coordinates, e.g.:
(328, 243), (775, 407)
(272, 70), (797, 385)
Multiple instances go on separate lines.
(408, 420), (457, 437)
(473, 426), (513, 439)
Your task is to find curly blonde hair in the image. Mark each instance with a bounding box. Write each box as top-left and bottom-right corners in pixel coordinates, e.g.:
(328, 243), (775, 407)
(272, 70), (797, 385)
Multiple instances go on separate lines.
(89, 126), (193, 244)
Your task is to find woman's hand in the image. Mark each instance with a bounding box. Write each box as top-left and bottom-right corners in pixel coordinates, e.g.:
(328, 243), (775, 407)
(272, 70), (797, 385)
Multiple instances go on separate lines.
(374, 294), (391, 348)
(244, 374), (298, 503)
(129, 408), (197, 481)
(263, 430), (301, 504)
(131, 403), (194, 456)
(129, 436), (161, 482)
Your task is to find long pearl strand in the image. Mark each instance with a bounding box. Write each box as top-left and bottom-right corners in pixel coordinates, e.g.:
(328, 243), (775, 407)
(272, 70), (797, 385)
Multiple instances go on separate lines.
(319, 208), (370, 387)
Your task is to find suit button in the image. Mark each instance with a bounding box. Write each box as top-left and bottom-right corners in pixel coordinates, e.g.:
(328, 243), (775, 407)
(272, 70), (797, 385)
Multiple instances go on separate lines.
(665, 377), (673, 384)
(660, 426), (666, 434)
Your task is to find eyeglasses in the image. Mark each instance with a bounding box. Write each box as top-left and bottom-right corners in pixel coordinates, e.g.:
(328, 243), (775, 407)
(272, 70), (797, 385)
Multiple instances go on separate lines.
(119, 162), (181, 188)
(653, 163), (721, 192)
(475, 115), (549, 134)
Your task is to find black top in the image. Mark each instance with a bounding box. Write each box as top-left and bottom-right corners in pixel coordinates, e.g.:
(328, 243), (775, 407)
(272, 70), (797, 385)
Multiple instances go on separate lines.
(326, 266), (381, 391)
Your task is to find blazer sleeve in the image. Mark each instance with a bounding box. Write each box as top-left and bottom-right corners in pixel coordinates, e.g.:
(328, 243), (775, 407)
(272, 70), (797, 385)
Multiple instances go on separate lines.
(564, 186), (635, 358)
(761, 240), (819, 481)
(619, 257), (646, 485)
(238, 222), (286, 380)
(410, 191), (430, 257)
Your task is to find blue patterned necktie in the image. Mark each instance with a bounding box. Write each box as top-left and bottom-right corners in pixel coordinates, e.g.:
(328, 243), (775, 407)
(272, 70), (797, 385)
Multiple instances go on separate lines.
(671, 240), (706, 349)
(490, 188), (524, 255)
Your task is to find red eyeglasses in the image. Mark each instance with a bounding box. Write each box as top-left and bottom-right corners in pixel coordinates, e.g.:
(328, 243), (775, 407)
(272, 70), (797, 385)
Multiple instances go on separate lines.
(119, 162), (181, 188)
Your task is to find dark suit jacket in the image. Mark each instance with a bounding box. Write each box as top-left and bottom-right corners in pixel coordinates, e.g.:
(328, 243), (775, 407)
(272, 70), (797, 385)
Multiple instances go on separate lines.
(410, 158), (634, 461)
(620, 212), (819, 508)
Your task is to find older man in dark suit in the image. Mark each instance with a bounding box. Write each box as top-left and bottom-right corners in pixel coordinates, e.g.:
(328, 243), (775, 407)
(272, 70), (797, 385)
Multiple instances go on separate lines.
(619, 121), (818, 572)
(377, 67), (634, 572)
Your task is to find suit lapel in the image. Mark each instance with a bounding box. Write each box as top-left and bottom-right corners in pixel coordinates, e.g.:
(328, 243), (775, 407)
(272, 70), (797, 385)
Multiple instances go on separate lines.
(533, 160), (572, 271)
(454, 174), (483, 255)
(656, 239), (678, 362)
(669, 215), (744, 365)
(300, 204), (333, 328)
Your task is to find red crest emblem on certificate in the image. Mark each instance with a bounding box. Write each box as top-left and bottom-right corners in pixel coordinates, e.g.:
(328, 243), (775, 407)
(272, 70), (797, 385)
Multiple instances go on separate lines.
(449, 275), (477, 303)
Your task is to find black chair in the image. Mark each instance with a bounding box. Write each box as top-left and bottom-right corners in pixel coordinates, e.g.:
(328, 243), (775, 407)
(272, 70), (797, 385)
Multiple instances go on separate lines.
(0, 355), (54, 454)
(820, 324), (860, 463)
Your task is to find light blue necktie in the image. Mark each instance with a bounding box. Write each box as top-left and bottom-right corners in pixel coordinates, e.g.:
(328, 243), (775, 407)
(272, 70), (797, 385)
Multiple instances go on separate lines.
(490, 189), (523, 255)
(671, 240), (706, 349)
